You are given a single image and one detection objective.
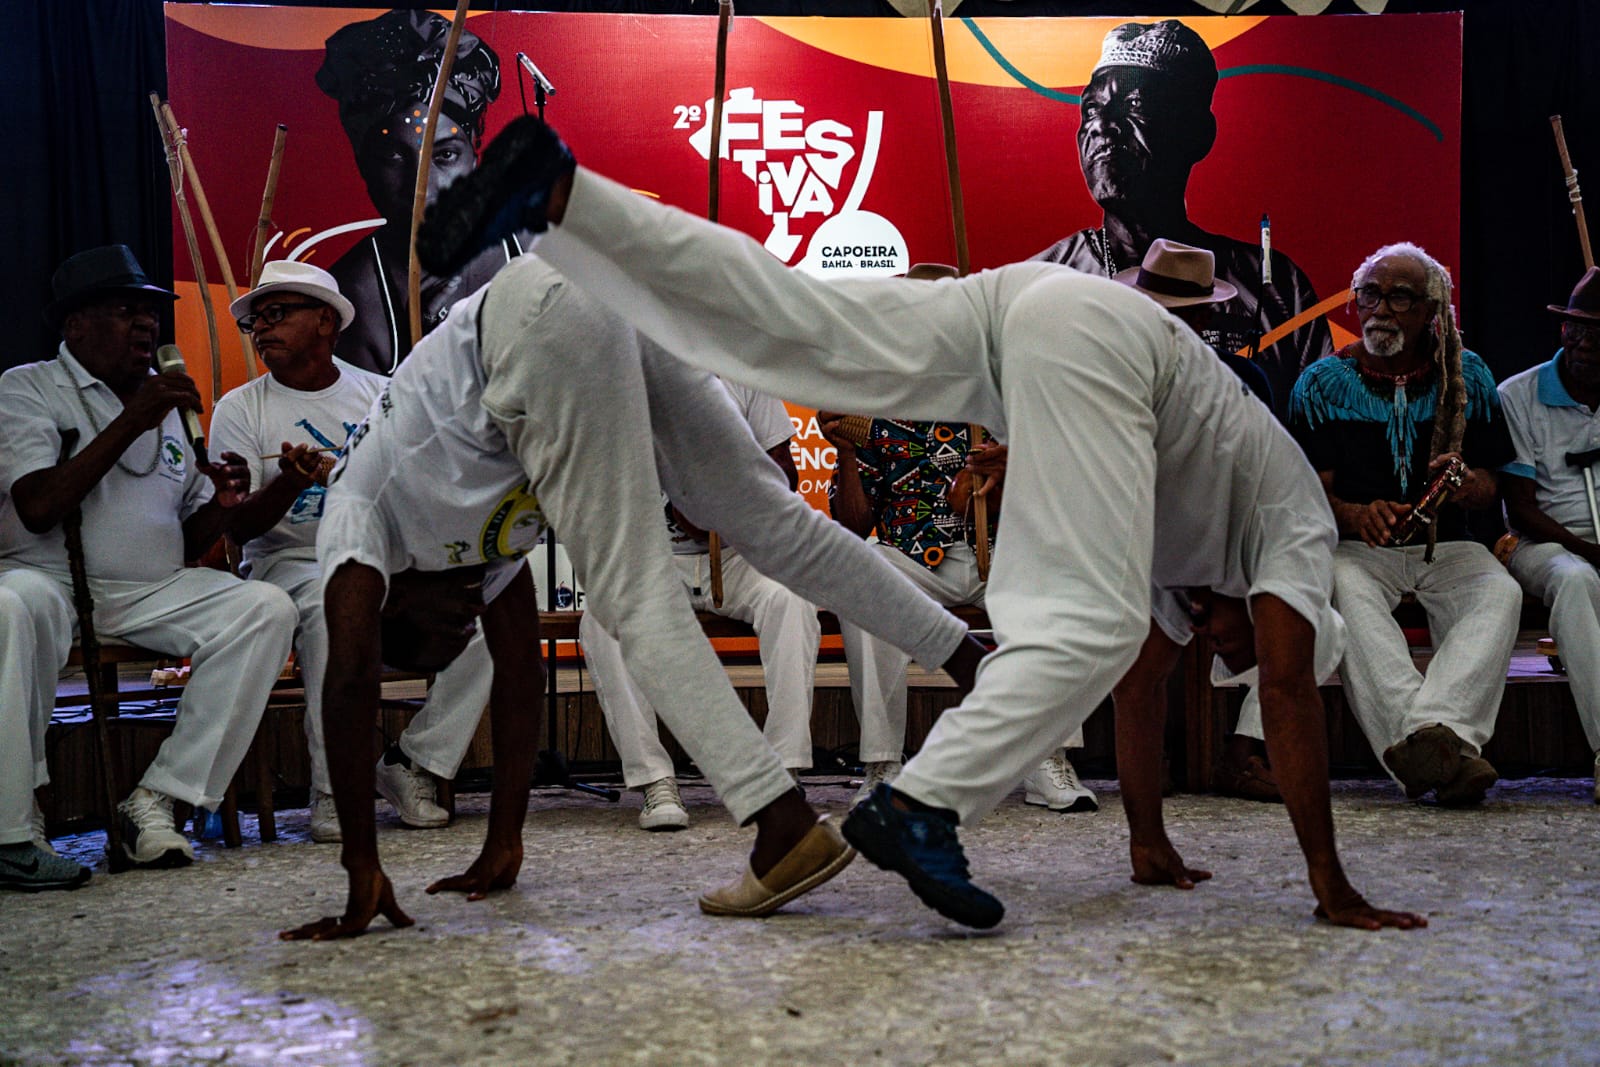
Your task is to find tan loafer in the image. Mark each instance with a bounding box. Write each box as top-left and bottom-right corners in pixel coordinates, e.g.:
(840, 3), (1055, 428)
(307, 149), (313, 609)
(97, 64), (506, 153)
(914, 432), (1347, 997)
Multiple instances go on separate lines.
(698, 816), (856, 918)
(1383, 724), (1462, 800)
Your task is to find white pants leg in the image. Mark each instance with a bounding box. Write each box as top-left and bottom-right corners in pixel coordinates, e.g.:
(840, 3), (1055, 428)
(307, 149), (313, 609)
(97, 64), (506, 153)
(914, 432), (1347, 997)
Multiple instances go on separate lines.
(479, 260), (792, 824)
(397, 633), (493, 780)
(545, 177), (1160, 822)
(579, 609), (676, 788)
(688, 553), (820, 770)
(0, 567), (74, 845)
(259, 558), (492, 792)
(1510, 537), (1600, 751)
(1334, 541), (1519, 763)
(82, 569), (296, 809)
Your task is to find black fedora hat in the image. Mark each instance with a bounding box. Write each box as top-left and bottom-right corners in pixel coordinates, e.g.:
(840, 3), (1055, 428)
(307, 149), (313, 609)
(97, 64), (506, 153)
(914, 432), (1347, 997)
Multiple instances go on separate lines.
(1548, 266), (1600, 324)
(44, 245), (178, 328)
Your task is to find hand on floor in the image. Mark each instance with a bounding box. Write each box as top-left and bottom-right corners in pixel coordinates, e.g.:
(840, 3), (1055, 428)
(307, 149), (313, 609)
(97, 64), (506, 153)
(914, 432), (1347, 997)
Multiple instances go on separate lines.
(426, 842), (523, 901)
(279, 866), (414, 940)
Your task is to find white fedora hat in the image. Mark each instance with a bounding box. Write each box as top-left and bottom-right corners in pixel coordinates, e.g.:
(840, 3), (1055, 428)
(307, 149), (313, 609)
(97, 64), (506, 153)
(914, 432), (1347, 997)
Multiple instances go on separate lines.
(1113, 238), (1238, 309)
(229, 260), (356, 331)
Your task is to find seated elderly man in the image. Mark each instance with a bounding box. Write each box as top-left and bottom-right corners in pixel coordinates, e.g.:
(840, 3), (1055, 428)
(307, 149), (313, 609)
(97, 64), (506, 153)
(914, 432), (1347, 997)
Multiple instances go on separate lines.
(210, 261), (494, 842)
(1498, 267), (1600, 803)
(1289, 242), (1520, 807)
(0, 246), (295, 877)
(580, 378), (821, 831)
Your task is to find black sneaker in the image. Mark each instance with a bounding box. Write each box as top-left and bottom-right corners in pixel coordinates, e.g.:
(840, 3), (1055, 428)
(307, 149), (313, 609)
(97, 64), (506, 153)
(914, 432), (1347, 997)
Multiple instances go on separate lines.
(416, 115), (576, 276)
(841, 784), (1004, 929)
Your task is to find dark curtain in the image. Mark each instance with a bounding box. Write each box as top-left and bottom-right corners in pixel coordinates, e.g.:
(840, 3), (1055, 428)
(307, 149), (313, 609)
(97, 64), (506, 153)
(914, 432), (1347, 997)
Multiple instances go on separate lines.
(6, 1), (169, 369)
(7, 0), (1598, 378)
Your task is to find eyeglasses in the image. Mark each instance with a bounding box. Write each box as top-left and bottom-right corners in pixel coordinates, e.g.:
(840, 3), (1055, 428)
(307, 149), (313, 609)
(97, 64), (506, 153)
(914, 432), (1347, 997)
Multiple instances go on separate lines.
(236, 301), (323, 333)
(1561, 320), (1600, 347)
(1353, 285), (1424, 313)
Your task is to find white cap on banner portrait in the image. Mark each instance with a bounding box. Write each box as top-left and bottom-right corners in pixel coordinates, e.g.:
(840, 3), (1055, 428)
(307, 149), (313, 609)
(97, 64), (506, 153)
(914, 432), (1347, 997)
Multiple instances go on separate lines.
(229, 260), (357, 331)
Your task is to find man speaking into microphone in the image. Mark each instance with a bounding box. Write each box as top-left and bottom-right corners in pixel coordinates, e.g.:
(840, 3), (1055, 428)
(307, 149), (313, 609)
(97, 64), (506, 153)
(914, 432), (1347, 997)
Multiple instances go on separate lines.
(0, 245), (296, 877)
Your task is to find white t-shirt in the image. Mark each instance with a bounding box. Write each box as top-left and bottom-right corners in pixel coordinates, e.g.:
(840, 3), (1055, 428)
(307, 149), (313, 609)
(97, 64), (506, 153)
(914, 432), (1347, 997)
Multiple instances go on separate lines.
(1499, 355), (1600, 533)
(0, 345), (213, 583)
(317, 286), (540, 601)
(665, 379), (793, 555)
(209, 358), (385, 576)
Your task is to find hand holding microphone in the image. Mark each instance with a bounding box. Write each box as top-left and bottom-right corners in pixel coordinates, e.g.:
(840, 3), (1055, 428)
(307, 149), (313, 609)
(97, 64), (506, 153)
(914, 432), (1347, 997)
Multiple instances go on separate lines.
(153, 344), (209, 467)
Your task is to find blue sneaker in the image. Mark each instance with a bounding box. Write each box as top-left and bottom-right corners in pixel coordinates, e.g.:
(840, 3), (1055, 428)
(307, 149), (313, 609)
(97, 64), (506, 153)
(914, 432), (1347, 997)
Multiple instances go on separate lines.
(417, 115), (576, 276)
(841, 784), (1004, 929)
(0, 842), (91, 893)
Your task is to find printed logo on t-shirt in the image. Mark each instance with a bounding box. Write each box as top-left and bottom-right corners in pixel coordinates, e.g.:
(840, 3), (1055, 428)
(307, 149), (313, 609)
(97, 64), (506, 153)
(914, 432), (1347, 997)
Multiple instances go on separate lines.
(478, 481), (546, 562)
(158, 433), (186, 482)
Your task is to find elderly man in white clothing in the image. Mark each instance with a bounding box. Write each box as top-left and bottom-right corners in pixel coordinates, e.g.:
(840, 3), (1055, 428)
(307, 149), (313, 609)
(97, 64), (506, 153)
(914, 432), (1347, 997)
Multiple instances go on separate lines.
(211, 260), (495, 842)
(279, 251), (984, 941)
(0, 245), (296, 879)
(413, 116), (1424, 933)
(581, 377), (821, 831)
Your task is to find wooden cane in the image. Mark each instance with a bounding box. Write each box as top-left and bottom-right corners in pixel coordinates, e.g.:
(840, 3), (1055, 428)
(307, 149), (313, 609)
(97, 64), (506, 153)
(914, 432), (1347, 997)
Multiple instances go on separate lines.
(925, 1), (989, 577)
(57, 431), (129, 870)
(151, 94), (225, 406)
(705, 0), (734, 608)
(407, 0), (472, 351)
(251, 125), (288, 288)
(1551, 115), (1595, 270)
(159, 101), (260, 381)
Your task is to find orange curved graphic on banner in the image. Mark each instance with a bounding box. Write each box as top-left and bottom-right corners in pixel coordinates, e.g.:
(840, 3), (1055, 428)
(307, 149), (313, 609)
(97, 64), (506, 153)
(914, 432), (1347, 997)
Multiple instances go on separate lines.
(1236, 290), (1356, 358)
(164, 5), (490, 52)
(755, 16), (1265, 88)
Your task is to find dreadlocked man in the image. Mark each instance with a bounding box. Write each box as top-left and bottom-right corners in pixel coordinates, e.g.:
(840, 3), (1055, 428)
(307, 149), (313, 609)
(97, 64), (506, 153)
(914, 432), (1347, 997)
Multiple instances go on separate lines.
(1288, 242), (1520, 807)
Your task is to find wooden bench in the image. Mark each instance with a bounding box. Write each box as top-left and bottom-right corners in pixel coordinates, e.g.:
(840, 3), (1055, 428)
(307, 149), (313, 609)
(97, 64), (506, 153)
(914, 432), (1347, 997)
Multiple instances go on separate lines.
(535, 604), (993, 643)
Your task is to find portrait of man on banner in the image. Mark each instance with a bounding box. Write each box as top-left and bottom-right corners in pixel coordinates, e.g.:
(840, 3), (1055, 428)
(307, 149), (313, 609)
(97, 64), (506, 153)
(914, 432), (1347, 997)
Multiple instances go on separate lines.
(1033, 19), (1333, 414)
(315, 9), (532, 374)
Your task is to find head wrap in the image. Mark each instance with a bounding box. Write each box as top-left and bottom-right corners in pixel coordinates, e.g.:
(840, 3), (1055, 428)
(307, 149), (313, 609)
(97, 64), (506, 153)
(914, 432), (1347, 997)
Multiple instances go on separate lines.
(1091, 20), (1218, 100)
(316, 10), (501, 152)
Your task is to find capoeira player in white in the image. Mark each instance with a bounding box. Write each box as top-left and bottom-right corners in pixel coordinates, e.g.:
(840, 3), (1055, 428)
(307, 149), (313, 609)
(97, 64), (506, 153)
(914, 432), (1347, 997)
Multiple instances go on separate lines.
(279, 249), (984, 940)
(414, 116), (1424, 933)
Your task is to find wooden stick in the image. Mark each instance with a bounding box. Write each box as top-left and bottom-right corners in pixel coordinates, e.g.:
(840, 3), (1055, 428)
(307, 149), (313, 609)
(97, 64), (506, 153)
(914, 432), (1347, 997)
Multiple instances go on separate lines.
(969, 425), (991, 582)
(1551, 115), (1595, 270)
(160, 101), (260, 381)
(251, 124), (288, 288)
(926, 0), (970, 276)
(706, 0), (735, 608)
(408, 0), (471, 351)
(151, 93), (224, 405)
(259, 446), (340, 461)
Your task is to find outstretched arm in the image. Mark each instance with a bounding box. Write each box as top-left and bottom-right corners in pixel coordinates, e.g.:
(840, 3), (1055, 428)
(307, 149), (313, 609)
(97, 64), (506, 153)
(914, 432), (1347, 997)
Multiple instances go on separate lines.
(427, 566), (542, 900)
(1251, 594), (1425, 930)
(1110, 620), (1211, 890)
(280, 561), (414, 941)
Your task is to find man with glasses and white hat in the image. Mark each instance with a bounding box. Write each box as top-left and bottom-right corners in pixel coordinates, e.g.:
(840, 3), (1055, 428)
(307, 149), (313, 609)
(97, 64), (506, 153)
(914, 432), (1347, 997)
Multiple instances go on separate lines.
(1497, 266), (1600, 802)
(0, 245), (297, 878)
(1289, 242), (1520, 808)
(212, 261), (495, 842)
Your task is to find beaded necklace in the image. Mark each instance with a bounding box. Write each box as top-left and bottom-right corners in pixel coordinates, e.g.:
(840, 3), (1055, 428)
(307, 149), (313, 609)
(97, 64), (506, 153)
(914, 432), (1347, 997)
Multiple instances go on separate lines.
(69, 375), (161, 477)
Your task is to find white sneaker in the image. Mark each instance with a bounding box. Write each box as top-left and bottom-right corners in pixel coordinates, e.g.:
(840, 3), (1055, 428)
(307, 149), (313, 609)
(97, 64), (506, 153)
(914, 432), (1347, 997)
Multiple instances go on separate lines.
(114, 787), (194, 867)
(374, 754), (449, 829)
(639, 777), (689, 832)
(852, 760), (902, 809)
(30, 798), (57, 856)
(1022, 751), (1098, 813)
(310, 789), (342, 844)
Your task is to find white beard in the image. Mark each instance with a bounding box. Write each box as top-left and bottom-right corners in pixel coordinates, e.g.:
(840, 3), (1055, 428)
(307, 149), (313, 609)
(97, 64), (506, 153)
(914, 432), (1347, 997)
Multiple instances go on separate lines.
(1363, 320), (1406, 359)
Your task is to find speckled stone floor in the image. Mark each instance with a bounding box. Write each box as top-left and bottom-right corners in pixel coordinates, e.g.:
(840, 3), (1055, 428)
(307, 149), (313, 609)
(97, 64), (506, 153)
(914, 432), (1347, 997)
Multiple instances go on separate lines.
(2, 777), (1596, 1067)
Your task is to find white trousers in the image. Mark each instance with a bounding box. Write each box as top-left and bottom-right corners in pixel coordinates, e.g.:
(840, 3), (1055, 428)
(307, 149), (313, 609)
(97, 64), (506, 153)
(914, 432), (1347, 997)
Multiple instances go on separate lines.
(840, 542), (1083, 763)
(0, 567), (74, 844)
(544, 173), (1162, 823)
(1508, 535), (1600, 752)
(1332, 540), (1521, 765)
(478, 257), (966, 824)
(1, 564), (296, 811)
(254, 557), (495, 793)
(581, 552), (819, 785)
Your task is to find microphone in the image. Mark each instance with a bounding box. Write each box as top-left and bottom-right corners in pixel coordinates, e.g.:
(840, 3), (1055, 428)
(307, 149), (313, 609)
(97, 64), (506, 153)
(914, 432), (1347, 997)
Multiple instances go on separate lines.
(154, 344), (209, 467)
(516, 53), (557, 96)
